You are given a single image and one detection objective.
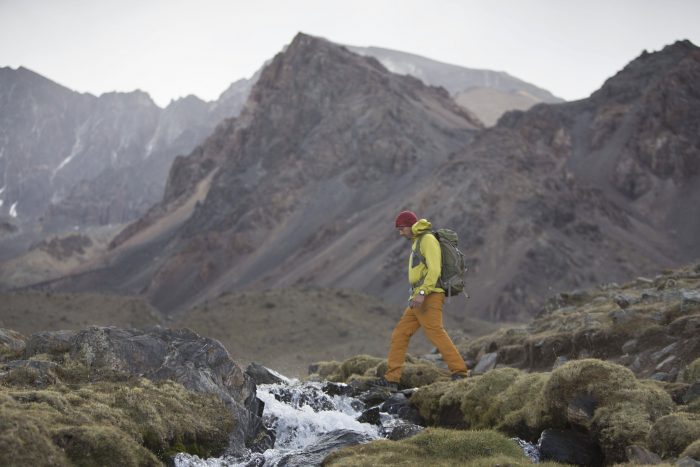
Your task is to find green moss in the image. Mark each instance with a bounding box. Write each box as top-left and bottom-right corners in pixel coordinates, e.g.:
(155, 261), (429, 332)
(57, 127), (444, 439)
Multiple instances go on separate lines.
(491, 372), (550, 439)
(0, 374), (234, 464)
(398, 362), (446, 388)
(681, 439), (700, 459)
(679, 358), (700, 383)
(410, 381), (454, 426)
(323, 428), (534, 466)
(310, 360), (343, 380)
(338, 355), (384, 381)
(648, 412), (700, 458)
(53, 425), (160, 466)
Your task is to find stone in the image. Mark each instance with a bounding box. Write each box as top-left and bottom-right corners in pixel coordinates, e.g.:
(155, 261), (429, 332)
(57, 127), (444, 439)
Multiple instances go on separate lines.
(566, 394), (596, 428)
(676, 457), (700, 467)
(650, 372), (671, 381)
(651, 343), (678, 362)
(610, 309), (638, 324)
(473, 352), (498, 375)
(0, 328), (26, 358)
(683, 381), (700, 404)
(385, 423), (424, 441)
(681, 291), (700, 313)
(380, 392), (424, 426)
(322, 382), (354, 397)
(656, 355), (677, 372)
(614, 294), (633, 309)
(552, 356), (568, 370)
(245, 362), (287, 385)
(626, 444), (662, 464)
(21, 326), (266, 456)
(622, 339), (638, 354)
(538, 428), (604, 466)
(357, 406), (381, 425)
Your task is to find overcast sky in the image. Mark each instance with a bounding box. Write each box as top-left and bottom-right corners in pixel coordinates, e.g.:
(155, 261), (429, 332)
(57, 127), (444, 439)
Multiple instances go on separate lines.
(1, 0), (699, 107)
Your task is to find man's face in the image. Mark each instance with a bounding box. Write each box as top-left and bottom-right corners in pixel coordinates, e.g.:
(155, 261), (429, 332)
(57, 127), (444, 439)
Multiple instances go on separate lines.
(397, 226), (413, 240)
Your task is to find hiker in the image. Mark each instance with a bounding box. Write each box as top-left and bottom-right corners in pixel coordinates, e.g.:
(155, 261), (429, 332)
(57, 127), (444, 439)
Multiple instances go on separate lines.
(377, 210), (469, 391)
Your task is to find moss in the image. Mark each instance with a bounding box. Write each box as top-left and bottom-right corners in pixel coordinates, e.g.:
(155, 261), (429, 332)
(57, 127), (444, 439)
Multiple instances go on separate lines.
(53, 425), (160, 466)
(338, 355), (384, 381)
(398, 362), (446, 388)
(0, 375), (234, 464)
(410, 381), (455, 426)
(310, 360), (343, 380)
(679, 358), (700, 383)
(648, 412), (700, 458)
(491, 372), (550, 439)
(681, 439), (700, 459)
(323, 428), (537, 466)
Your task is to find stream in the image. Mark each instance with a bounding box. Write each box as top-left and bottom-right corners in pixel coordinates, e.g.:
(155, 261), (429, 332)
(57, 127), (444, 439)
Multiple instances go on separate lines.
(174, 376), (540, 466)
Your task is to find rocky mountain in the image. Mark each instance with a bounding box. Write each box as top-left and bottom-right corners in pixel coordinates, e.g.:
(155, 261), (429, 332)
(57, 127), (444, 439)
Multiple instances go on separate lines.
(348, 45), (564, 125)
(0, 66), (255, 260)
(23, 38), (700, 326)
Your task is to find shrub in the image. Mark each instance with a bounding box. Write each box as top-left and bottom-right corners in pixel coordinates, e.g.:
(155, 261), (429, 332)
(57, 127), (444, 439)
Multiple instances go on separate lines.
(648, 412), (700, 458)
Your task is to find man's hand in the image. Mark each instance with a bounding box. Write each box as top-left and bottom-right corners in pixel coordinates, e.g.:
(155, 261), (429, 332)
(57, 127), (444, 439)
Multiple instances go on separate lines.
(410, 294), (425, 309)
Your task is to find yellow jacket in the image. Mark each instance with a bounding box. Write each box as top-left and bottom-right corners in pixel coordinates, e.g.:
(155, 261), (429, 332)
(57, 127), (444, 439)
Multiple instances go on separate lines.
(408, 219), (444, 299)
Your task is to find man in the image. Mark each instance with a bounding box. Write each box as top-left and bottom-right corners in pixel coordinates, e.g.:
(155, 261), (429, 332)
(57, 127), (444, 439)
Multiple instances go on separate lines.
(377, 210), (469, 391)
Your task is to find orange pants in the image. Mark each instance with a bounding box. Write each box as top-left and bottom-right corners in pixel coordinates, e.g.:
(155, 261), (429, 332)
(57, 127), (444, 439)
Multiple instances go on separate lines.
(385, 292), (468, 383)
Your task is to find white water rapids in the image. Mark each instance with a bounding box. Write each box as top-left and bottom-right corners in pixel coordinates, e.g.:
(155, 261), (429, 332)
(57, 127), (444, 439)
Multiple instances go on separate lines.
(174, 379), (384, 467)
(174, 377), (540, 466)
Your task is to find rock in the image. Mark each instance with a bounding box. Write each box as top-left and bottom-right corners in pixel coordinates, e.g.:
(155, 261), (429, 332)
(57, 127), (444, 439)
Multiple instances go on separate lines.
(614, 294), (633, 309)
(322, 382), (355, 397)
(380, 392), (425, 426)
(245, 362), (287, 385)
(676, 457), (700, 467)
(538, 429), (603, 466)
(656, 355), (677, 372)
(23, 330), (77, 356)
(610, 309), (639, 324)
(473, 352), (498, 374)
(384, 423), (424, 441)
(650, 372), (672, 381)
(626, 444), (662, 464)
(651, 343), (678, 362)
(567, 394), (596, 428)
(1, 359), (60, 386)
(0, 328), (26, 359)
(357, 406), (381, 425)
(275, 429), (374, 467)
(21, 326), (266, 456)
(622, 339), (638, 354)
(637, 277), (654, 284)
(683, 381), (700, 404)
(681, 291), (700, 313)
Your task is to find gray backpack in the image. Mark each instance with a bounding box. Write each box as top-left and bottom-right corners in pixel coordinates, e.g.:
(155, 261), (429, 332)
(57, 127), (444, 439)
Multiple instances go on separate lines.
(414, 228), (469, 297)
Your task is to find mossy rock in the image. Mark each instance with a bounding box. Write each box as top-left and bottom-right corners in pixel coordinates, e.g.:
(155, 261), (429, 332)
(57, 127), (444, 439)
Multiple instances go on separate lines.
(679, 358), (700, 383)
(0, 376), (234, 465)
(398, 362), (446, 388)
(309, 360), (343, 380)
(323, 428), (547, 466)
(338, 355), (384, 381)
(681, 439), (700, 460)
(648, 412), (700, 458)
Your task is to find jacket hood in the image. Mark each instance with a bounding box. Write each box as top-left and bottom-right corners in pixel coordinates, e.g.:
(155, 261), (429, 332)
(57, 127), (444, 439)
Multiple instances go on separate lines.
(412, 219), (432, 236)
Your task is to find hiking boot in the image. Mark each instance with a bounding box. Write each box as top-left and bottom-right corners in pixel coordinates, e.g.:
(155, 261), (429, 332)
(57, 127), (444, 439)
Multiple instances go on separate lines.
(370, 378), (399, 392)
(451, 373), (468, 381)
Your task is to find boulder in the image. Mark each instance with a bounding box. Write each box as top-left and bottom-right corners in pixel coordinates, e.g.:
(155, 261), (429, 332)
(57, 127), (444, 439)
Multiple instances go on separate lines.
(538, 428), (604, 466)
(245, 362), (287, 385)
(20, 326), (267, 456)
(625, 444), (662, 465)
(0, 328), (26, 359)
(473, 352), (498, 374)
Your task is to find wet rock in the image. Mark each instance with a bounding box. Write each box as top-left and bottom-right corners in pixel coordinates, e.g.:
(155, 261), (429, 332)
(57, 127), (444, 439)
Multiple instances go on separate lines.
(538, 428), (604, 467)
(380, 392), (424, 426)
(473, 352), (498, 374)
(268, 385), (335, 412)
(384, 422), (423, 441)
(357, 406), (381, 425)
(275, 429), (374, 467)
(322, 382), (355, 397)
(626, 444), (662, 464)
(246, 362), (287, 385)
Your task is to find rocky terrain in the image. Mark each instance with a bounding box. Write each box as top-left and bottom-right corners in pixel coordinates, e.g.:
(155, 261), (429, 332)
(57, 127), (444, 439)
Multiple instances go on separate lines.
(0, 66), (255, 260)
(1, 262), (698, 466)
(30, 37), (700, 328)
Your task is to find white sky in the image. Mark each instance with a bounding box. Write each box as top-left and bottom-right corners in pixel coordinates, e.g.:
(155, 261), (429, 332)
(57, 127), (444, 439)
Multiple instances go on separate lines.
(1, 0), (699, 107)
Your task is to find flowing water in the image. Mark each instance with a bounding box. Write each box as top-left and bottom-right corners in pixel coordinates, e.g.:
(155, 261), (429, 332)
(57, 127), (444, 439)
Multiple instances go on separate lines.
(174, 377), (540, 466)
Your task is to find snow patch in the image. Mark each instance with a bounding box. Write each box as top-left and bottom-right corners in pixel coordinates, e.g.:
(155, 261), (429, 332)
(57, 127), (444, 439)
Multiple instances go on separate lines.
(52, 123), (87, 180)
(9, 202), (18, 218)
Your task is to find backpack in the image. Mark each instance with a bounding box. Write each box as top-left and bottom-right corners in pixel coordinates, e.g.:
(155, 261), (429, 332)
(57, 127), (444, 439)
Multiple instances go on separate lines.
(415, 228), (469, 298)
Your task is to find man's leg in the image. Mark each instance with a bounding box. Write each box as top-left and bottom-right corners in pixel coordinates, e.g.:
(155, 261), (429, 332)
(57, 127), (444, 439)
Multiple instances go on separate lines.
(385, 306), (421, 383)
(417, 293), (468, 376)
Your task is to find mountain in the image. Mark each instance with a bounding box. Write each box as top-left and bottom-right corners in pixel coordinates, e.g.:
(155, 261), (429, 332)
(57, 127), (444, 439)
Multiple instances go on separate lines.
(347, 45), (564, 125)
(24, 38), (700, 325)
(0, 66), (255, 259)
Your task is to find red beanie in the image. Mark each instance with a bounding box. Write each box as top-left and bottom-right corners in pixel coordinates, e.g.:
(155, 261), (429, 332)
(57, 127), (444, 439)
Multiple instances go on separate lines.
(395, 210), (418, 228)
